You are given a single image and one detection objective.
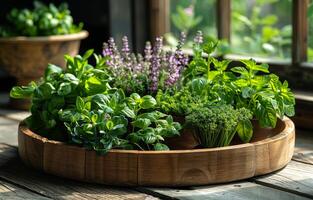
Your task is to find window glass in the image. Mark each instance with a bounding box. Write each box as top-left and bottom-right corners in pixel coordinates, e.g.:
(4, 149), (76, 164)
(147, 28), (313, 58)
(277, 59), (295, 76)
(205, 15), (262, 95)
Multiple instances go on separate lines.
(166, 0), (217, 47)
(231, 0), (292, 60)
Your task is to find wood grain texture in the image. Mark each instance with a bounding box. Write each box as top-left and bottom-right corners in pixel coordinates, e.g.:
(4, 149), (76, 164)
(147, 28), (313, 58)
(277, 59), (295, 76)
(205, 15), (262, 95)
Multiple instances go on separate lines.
(254, 161), (313, 199)
(18, 125), (46, 170)
(137, 144), (255, 186)
(149, 0), (170, 40)
(139, 182), (310, 200)
(43, 141), (86, 181)
(293, 129), (313, 164)
(85, 150), (138, 186)
(0, 150), (158, 200)
(18, 117), (295, 186)
(0, 179), (49, 200)
(0, 143), (17, 167)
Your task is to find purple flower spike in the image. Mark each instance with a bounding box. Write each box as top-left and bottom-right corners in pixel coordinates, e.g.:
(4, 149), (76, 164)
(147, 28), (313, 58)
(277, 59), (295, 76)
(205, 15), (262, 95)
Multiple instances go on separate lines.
(121, 36), (132, 70)
(149, 37), (163, 92)
(144, 41), (152, 62)
(194, 31), (203, 45)
(102, 42), (112, 57)
(122, 36), (130, 56)
(108, 37), (118, 53)
(177, 32), (186, 49)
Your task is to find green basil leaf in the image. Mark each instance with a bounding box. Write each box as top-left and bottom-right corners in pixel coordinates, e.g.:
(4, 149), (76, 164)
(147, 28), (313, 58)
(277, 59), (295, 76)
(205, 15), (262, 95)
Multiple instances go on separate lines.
(189, 78), (207, 95)
(242, 87), (254, 98)
(231, 66), (248, 75)
(131, 118), (151, 129)
(283, 104), (295, 117)
(127, 133), (142, 143)
(57, 82), (72, 96)
(76, 96), (85, 112)
(237, 120), (253, 143)
(106, 120), (114, 130)
(10, 82), (36, 99)
(91, 114), (98, 123)
(121, 106), (136, 118)
(140, 95), (157, 109)
(82, 49), (94, 60)
(154, 143), (170, 151)
(45, 64), (62, 79)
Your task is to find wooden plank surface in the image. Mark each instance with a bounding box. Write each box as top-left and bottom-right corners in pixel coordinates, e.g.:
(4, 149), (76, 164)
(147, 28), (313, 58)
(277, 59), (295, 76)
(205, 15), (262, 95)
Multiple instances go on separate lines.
(293, 129), (313, 164)
(0, 144), (158, 200)
(0, 179), (49, 200)
(0, 143), (17, 167)
(0, 114), (313, 200)
(0, 109), (30, 122)
(253, 160), (313, 199)
(139, 182), (310, 200)
(0, 117), (19, 146)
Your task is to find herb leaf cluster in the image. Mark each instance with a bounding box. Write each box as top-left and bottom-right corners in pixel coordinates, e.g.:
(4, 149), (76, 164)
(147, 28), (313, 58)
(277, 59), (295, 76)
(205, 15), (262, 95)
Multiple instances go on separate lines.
(10, 50), (181, 153)
(157, 38), (295, 130)
(0, 1), (83, 37)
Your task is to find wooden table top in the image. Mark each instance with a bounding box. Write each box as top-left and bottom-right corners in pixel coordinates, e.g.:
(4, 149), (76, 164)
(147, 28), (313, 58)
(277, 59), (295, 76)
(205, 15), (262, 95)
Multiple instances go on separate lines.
(0, 107), (312, 200)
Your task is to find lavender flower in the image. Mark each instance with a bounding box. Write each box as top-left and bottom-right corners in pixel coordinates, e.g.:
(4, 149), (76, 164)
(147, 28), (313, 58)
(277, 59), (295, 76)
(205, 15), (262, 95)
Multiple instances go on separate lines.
(121, 36), (132, 71)
(165, 32), (188, 87)
(122, 36), (130, 55)
(177, 32), (186, 50)
(144, 41), (152, 62)
(194, 30), (203, 45)
(102, 33), (190, 94)
(102, 42), (112, 57)
(149, 37), (163, 92)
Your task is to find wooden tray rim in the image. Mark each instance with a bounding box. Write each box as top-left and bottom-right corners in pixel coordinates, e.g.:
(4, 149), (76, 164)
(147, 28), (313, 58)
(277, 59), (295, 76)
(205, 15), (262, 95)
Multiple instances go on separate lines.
(19, 116), (294, 154)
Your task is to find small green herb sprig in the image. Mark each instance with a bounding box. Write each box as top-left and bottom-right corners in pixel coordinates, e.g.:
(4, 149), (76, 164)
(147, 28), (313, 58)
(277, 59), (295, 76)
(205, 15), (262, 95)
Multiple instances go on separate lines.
(186, 104), (252, 148)
(10, 50), (181, 153)
(0, 1), (83, 37)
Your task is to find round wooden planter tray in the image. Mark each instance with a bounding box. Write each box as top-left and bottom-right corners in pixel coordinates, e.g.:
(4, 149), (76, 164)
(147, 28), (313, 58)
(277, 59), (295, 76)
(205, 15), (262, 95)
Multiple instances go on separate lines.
(18, 117), (295, 187)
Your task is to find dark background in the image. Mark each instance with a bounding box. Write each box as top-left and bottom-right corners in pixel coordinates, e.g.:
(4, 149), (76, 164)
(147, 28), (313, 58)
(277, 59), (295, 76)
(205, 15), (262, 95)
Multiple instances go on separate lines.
(0, 0), (150, 91)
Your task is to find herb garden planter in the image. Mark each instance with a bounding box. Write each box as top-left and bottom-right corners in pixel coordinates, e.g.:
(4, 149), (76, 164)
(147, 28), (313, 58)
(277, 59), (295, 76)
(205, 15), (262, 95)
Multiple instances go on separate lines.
(18, 117), (295, 187)
(0, 31), (88, 109)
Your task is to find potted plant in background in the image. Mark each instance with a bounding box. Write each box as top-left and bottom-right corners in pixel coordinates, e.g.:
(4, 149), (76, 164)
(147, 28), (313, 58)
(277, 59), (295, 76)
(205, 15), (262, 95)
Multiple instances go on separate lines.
(0, 1), (88, 109)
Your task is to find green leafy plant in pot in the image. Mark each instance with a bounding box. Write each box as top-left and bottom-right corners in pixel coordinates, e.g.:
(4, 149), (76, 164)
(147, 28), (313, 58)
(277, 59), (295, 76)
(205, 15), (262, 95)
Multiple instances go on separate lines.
(0, 1), (88, 109)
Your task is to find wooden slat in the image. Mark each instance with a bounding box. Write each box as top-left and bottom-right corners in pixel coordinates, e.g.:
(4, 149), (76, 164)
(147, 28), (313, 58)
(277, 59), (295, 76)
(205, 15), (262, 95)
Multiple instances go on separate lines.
(254, 161), (313, 199)
(0, 108), (30, 122)
(292, 0), (309, 63)
(0, 179), (49, 200)
(139, 181), (310, 200)
(149, 0), (170, 40)
(0, 154), (158, 200)
(217, 0), (231, 41)
(293, 129), (313, 164)
(0, 143), (17, 167)
(0, 117), (19, 146)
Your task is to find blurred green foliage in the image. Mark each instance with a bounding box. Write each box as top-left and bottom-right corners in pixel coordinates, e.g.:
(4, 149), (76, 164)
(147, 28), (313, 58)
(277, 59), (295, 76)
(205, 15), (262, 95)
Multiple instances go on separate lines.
(232, 0), (291, 59)
(167, 0), (313, 60)
(0, 1), (83, 37)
